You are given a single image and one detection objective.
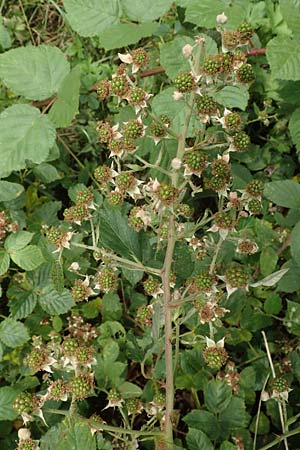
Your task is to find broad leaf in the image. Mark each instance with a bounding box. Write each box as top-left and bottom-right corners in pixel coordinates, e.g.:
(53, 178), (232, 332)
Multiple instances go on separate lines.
(33, 163), (61, 183)
(214, 86), (249, 111)
(5, 231), (33, 252)
(264, 180), (300, 208)
(10, 245), (45, 271)
(0, 45), (69, 100)
(204, 379), (232, 414)
(183, 410), (220, 440)
(0, 318), (29, 348)
(0, 15), (11, 50)
(160, 35), (194, 80)
(0, 387), (19, 421)
(219, 397), (249, 432)
(57, 422), (96, 450)
(0, 181), (24, 201)
(121, 0), (173, 22)
(186, 428), (214, 450)
(99, 22), (157, 50)
(250, 269), (289, 287)
(0, 104), (56, 178)
(267, 37), (300, 81)
(9, 292), (38, 320)
(289, 107), (300, 150)
(118, 381), (143, 398)
(63, 0), (121, 37)
(49, 65), (81, 128)
(38, 284), (75, 315)
(185, 0), (246, 29)
(0, 250), (10, 276)
(279, 0), (300, 35)
(291, 220), (300, 260)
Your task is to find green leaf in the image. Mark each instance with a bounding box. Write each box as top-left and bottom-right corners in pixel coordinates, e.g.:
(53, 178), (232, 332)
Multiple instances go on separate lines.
(0, 16), (11, 50)
(151, 87), (200, 136)
(185, 0), (246, 29)
(38, 284), (75, 315)
(63, 0), (121, 37)
(267, 37), (300, 81)
(99, 204), (141, 259)
(51, 261), (65, 294)
(186, 428), (214, 450)
(0, 387), (19, 421)
(259, 246), (278, 276)
(278, 260), (300, 292)
(9, 292), (38, 320)
(10, 245), (45, 271)
(0, 104), (56, 178)
(99, 22), (157, 50)
(102, 293), (123, 322)
(204, 379), (232, 414)
(33, 162), (61, 183)
(214, 86), (249, 111)
(264, 180), (300, 208)
(0, 250), (10, 276)
(121, 0), (173, 22)
(0, 318), (29, 348)
(279, 0), (300, 35)
(48, 65), (81, 128)
(285, 300), (300, 334)
(183, 410), (220, 441)
(250, 269), (289, 287)
(5, 231), (33, 252)
(160, 35), (194, 80)
(289, 107), (300, 150)
(173, 243), (194, 279)
(291, 220), (300, 261)
(219, 396), (249, 432)
(264, 294), (282, 315)
(57, 422), (96, 450)
(0, 45), (69, 100)
(0, 181), (24, 201)
(118, 381), (142, 398)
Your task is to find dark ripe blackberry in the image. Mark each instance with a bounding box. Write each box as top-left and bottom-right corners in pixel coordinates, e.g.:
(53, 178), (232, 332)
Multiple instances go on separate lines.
(185, 151), (207, 173)
(195, 95), (218, 115)
(110, 75), (128, 96)
(237, 64), (255, 83)
(237, 21), (254, 43)
(202, 55), (223, 75)
(174, 71), (195, 92)
(246, 179), (264, 197)
(247, 199), (262, 215)
(225, 264), (250, 288)
(124, 119), (144, 139)
(96, 80), (110, 100)
(115, 172), (135, 192)
(94, 165), (112, 185)
(128, 206), (144, 231)
(203, 346), (228, 370)
(233, 131), (250, 151)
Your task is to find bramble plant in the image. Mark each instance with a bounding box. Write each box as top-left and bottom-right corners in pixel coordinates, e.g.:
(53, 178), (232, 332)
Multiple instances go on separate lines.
(1, 1), (300, 450)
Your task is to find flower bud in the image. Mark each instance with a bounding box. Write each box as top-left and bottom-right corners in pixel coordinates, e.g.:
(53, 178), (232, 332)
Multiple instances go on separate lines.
(182, 44), (193, 58)
(216, 12), (228, 25)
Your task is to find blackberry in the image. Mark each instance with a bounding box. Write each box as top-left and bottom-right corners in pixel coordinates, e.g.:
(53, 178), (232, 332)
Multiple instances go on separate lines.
(25, 349), (48, 373)
(136, 305), (153, 326)
(110, 75), (128, 96)
(13, 393), (35, 415)
(128, 87), (147, 105)
(128, 206), (144, 231)
(224, 112), (242, 131)
(150, 114), (171, 138)
(237, 64), (255, 83)
(131, 48), (149, 68)
(247, 199), (262, 215)
(233, 131), (250, 151)
(124, 119), (144, 139)
(237, 21), (254, 43)
(107, 388), (122, 407)
(96, 80), (110, 100)
(270, 377), (289, 394)
(177, 203), (193, 217)
(96, 121), (113, 143)
(143, 277), (160, 296)
(152, 391), (166, 407)
(204, 174), (230, 192)
(203, 346), (228, 370)
(94, 165), (112, 186)
(63, 204), (89, 223)
(246, 179), (264, 197)
(107, 191), (124, 206)
(220, 53), (233, 73)
(75, 187), (94, 206)
(214, 211), (236, 229)
(48, 380), (69, 401)
(202, 55), (222, 75)
(195, 95), (218, 115)
(94, 269), (117, 293)
(126, 398), (142, 415)
(46, 227), (70, 248)
(75, 345), (94, 366)
(174, 71), (195, 93)
(237, 239), (258, 254)
(115, 172), (135, 192)
(69, 373), (93, 400)
(62, 338), (79, 356)
(71, 279), (91, 302)
(18, 439), (37, 450)
(157, 182), (178, 205)
(225, 264), (250, 288)
(190, 272), (215, 293)
(222, 31), (239, 50)
(185, 151), (207, 174)
(211, 158), (230, 177)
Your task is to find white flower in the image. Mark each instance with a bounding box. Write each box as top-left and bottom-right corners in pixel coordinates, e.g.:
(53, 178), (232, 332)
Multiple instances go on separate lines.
(205, 336), (225, 348)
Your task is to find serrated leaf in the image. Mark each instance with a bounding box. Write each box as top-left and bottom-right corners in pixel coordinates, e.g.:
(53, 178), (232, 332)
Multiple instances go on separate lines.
(204, 379), (232, 414)
(118, 381), (142, 398)
(51, 261), (64, 294)
(289, 107), (300, 150)
(10, 245), (45, 271)
(99, 22), (157, 50)
(160, 35), (194, 80)
(186, 428), (214, 450)
(102, 293), (122, 322)
(0, 387), (19, 421)
(33, 163), (61, 183)
(185, 0), (246, 29)
(264, 180), (300, 208)
(5, 231), (33, 252)
(0, 45), (69, 100)
(0, 318), (29, 348)
(57, 422), (96, 450)
(9, 292), (38, 320)
(0, 250), (10, 276)
(121, 0), (173, 22)
(0, 181), (24, 201)
(214, 86), (249, 111)
(279, 0), (300, 35)
(0, 104), (56, 178)
(63, 0), (121, 37)
(183, 410), (220, 441)
(38, 284), (75, 315)
(48, 65), (81, 128)
(250, 269), (289, 287)
(267, 37), (300, 81)
(219, 397), (249, 432)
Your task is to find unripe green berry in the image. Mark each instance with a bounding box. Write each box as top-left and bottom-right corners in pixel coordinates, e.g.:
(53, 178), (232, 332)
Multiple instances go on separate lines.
(203, 347), (228, 370)
(136, 305), (153, 326)
(96, 122), (113, 143)
(195, 95), (218, 115)
(18, 439), (37, 450)
(202, 55), (222, 75)
(13, 393), (35, 415)
(71, 279), (92, 302)
(63, 204), (90, 223)
(110, 75), (128, 96)
(222, 31), (239, 50)
(225, 264), (250, 288)
(128, 87), (147, 105)
(233, 131), (250, 151)
(107, 190), (124, 206)
(224, 112), (242, 131)
(115, 172), (135, 192)
(247, 199), (262, 215)
(185, 151), (207, 174)
(214, 211), (236, 229)
(190, 271), (215, 293)
(237, 63), (255, 83)
(69, 373), (93, 400)
(143, 277), (160, 296)
(48, 380), (69, 401)
(237, 21), (254, 43)
(128, 206), (144, 231)
(270, 376), (289, 393)
(131, 48), (149, 68)
(96, 80), (110, 100)
(246, 179), (264, 197)
(211, 158), (231, 177)
(62, 338), (79, 356)
(157, 183), (178, 205)
(94, 269), (117, 293)
(94, 165), (112, 185)
(174, 71), (195, 92)
(124, 119), (144, 139)
(75, 187), (94, 206)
